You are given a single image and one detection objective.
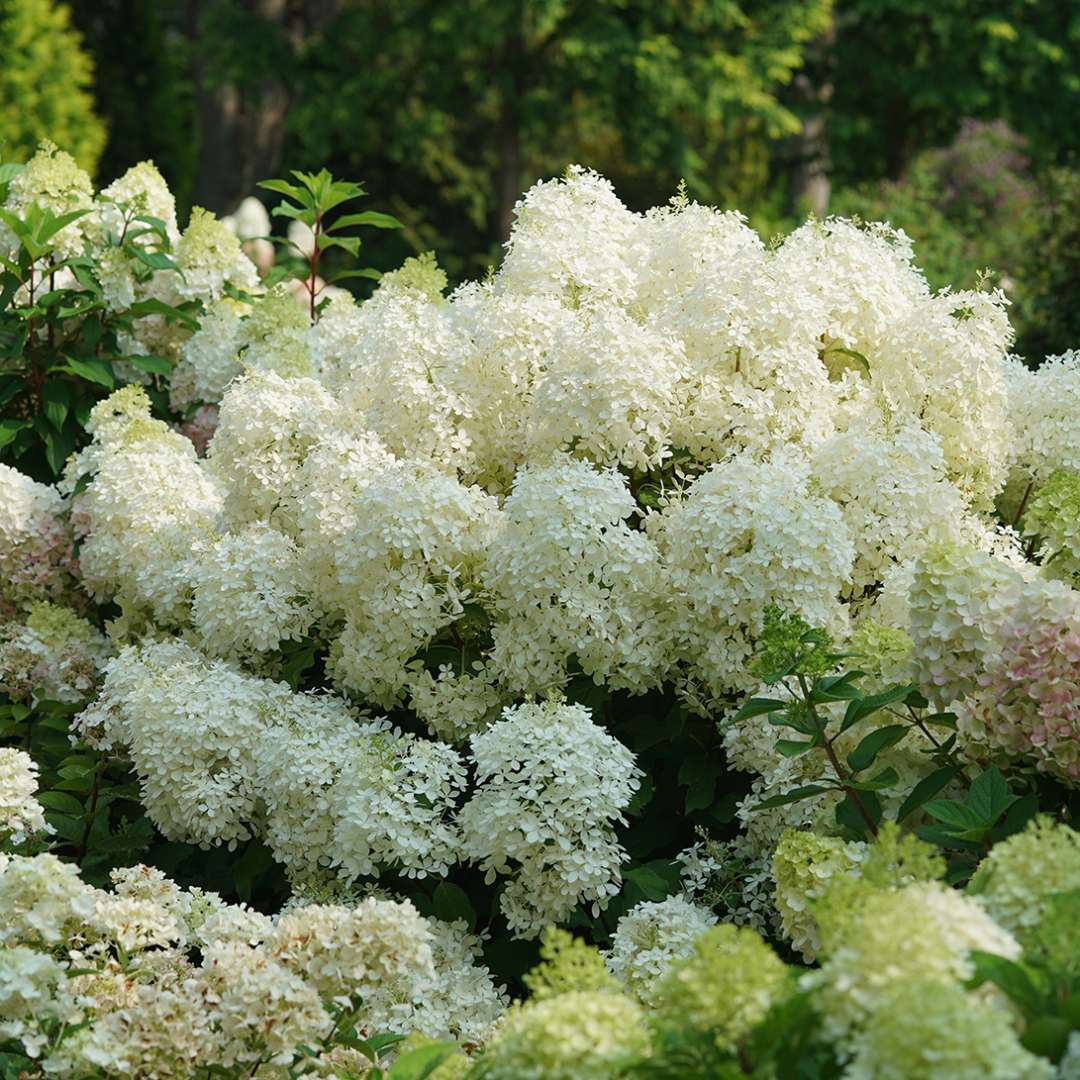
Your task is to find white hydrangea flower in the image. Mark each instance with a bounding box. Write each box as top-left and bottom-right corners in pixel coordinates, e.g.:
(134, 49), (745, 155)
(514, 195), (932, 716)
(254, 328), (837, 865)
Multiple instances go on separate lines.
(0, 853), (96, 947)
(169, 298), (245, 410)
(65, 386), (224, 625)
(497, 165), (639, 303)
(0, 602), (108, 704)
(237, 284), (318, 379)
(330, 731), (467, 880)
(325, 460), (501, 706)
(1004, 350), (1080, 486)
(97, 160), (178, 244)
(605, 895), (717, 1004)
(329, 283), (474, 472)
(459, 699), (641, 937)
(196, 940), (328, 1068)
(404, 662), (507, 743)
(448, 283), (575, 490)
(660, 448), (853, 703)
(872, 287), (1013, 507)
(2, 141), (95, 261)
(191, 522), (315, 656)
(363, 916), (507, 1042)
(175, 206), (259, 302)
(483, 457), (672, 694)
(527, 303), (686, 471)
(811, 405), (973, 595)
(907, 541), (1026, 705)
(268, 898), (434, 1000)
(0, 749), (50, 846)
(0, 462), (75, 611)
(207, 369), (339, 529)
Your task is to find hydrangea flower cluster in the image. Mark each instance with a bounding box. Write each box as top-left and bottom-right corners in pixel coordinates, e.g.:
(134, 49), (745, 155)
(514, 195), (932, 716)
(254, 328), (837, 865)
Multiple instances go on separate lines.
(5, 161), (1080, 1071)
(0, 750), (503, 1074)
(459, 699), (641, 937)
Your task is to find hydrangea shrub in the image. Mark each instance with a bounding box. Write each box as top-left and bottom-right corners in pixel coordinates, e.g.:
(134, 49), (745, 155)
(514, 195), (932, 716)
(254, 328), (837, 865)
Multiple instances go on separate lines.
(2, 156), (1080, 1076)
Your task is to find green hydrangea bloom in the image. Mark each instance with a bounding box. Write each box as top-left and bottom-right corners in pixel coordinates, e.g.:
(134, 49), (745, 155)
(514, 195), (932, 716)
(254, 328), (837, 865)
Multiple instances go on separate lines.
(968, 817), (1080, 939)
(813, 881), (1019, 1039)
(772, 829), (866, 961)
(1024, 467), (1080, 582)
(814, 822), (946, 954)
(523, 927), (619, 1001)
(846, 978), (1053, 1080)
(478, 990), (648, 1080)
(751, 606), (836, 684)
(846, 621), (914, 685)
(652, 924), (789, 1054)
(380, 250), (448, 300)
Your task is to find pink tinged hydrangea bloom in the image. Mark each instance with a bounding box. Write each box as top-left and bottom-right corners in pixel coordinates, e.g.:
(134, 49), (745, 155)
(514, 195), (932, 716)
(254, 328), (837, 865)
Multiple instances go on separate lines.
(956, 595), (1080, 781)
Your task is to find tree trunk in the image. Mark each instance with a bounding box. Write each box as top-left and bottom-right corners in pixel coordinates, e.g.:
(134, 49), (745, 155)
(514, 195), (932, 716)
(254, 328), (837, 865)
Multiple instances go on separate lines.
(788, 24), (835, 218)
(186, 0), (341, 215)
(494, 27), (525, 244)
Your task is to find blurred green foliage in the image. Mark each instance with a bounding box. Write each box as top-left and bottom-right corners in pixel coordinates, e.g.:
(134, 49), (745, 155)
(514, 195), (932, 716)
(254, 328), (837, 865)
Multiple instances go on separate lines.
(0, 0), (106, 173)
(4, 0), (1074, 350)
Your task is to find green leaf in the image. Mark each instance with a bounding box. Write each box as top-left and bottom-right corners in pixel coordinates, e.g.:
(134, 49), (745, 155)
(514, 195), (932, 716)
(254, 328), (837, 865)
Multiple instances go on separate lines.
(272, 202), (314, 224)
(1021, 1016), (1072, 1063)
(129, 247), (179, 272)
(846, 724), (908, 772)
(36, 791), (85, 815)
(895, 766), (960, 822)
(623, 864), (673, 901)
(0, 419), (28, 449)
(810, 670), (865, 703)
(57, 356), (114, 388)
(754, 784), (830, 810)
(847, 766), (899, 791)
(923, 799), (985, 830)
(35, 207), (91, 244)
(432, 882), (475, 929)
(775, 738), (816, 757)
(46, 813), (83, 843)
(824, 346), (871, 373)
(386, 1043), (459, 1080)
(967, 768), (1018, 824)
(44, 426), (75, 476)
(325, 267), (383, 284)
(126, 297), (200, 328)
(733, 697), (788, 721)
(841, 685), (913, 731)
(678, 756), (720, 812)
(968, 951), (1044, 1014)
(281, 640), (317, 690)
(257, 178), (304, 200)
(127, 354), (173, 376)
(334, 210), (403, 230)
(835, 789), (882, 837)
(316, 233), (361, 256)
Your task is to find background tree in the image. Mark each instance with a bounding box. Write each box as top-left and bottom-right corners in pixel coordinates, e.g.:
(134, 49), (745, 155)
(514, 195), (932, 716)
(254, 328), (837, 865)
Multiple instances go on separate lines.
(287, 0), (833, 271)
(0, 0), (106, 172)
(825, 0), (1080, 186)
(69, 0), (197, 206)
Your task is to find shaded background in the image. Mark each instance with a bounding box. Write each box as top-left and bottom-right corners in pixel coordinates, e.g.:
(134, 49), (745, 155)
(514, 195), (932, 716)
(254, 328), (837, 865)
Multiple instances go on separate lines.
(3, 0), (1079, 356)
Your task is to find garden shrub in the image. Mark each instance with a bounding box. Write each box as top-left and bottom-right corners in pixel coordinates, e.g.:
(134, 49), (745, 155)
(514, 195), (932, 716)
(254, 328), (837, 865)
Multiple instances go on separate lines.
(2, 156), (1080, 1076)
